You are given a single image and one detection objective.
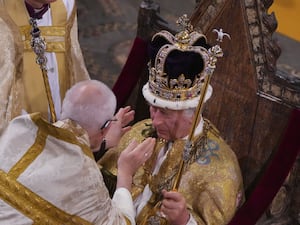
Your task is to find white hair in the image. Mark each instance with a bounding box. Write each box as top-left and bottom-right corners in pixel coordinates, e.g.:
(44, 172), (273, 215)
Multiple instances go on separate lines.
(60, 80), (116, 133)
(183, 108), (196, 118)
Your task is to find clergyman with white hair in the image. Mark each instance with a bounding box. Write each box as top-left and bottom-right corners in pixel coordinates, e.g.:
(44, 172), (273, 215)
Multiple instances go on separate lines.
(0, 79), (155, 225)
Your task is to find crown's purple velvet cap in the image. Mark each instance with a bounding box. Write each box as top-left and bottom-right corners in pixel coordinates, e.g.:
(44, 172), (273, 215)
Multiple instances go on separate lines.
(148, 34), (211, 83)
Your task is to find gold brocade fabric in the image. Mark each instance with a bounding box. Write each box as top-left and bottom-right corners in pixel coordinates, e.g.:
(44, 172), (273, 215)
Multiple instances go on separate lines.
(100, 118), (244, 225)
(4, 0), (70, 120)
(0, 0), (90, 132)
(0, 113), (135, 225)
(0, 113), (93, 224)
(0, 170), (92, 225)
(0, 4), (24, 133)
(20, 25), (67, 52)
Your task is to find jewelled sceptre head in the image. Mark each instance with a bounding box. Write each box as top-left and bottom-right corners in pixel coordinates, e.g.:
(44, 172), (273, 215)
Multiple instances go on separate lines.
(29, 17), (57, 123)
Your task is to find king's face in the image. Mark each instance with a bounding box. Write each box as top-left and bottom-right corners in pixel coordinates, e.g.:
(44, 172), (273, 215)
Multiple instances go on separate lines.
(149, 105), (192, 141)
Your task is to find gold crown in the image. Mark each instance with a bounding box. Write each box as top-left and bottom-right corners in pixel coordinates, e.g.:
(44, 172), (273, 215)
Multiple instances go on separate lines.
(144, 14), (224, 108)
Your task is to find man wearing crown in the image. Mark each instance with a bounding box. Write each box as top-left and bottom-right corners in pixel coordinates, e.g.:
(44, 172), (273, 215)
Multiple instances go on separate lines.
(99, 16), (244, 225)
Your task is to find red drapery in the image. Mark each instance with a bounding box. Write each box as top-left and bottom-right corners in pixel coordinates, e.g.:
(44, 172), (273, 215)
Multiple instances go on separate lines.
(112, 37), (149, 109)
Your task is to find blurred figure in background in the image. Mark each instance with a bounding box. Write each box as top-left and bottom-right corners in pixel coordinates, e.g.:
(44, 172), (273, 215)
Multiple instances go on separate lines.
(0, 0), (90, 132)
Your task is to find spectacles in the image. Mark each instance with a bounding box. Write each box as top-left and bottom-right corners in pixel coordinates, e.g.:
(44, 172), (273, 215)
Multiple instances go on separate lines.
(100, 118), (117, 130)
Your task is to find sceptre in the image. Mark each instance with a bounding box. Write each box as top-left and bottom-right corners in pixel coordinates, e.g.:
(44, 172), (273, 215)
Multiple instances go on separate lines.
(29, 18), (57, 123)
(172, 34), (225, 191)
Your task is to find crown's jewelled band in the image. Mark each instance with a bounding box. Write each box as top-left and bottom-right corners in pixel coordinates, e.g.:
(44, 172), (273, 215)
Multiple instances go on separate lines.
(148, 80), (201, 101)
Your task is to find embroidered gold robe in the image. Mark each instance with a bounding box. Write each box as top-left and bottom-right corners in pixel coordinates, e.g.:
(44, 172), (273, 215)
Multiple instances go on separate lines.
(0, 0), (90, 133)
(100, 119), (244, 225)
(0, 113), (134, 225)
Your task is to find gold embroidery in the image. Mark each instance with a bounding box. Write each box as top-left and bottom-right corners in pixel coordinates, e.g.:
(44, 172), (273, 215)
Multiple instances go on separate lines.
(124, 216), (132, 225)
(4, 0), (73, 118)
(8, 128), (47, 179)
(20, 25), (66, 52)
(136, 121), (210, 225)
(0, 113), (95, 224)
(30, 113), (93, 159)
(8, 113), (93, 180)
(103, 118), (244, 224)
(0, 170), (92, 225)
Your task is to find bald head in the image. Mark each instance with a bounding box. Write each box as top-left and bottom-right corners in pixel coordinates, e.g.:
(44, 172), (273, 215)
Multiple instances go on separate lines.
(60, 80), (116, 134)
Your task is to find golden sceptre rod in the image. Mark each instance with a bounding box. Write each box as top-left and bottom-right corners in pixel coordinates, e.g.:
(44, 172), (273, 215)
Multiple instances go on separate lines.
(30, 18), (57, 123)
(172, 42), (224, 191)
(172, 74), (211, 190)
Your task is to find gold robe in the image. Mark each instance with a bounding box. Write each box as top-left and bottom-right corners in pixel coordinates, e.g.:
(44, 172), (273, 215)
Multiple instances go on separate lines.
(0, 0), (89, 133)
(100, 118), (244, 225)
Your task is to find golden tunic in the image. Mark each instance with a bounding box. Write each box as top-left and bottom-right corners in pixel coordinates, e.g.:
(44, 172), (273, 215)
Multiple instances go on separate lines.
(100, 118), (244, 225)
(0, 0), (89, 132)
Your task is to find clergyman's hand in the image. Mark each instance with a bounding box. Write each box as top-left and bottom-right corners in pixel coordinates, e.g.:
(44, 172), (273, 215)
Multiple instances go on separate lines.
(105, 106), (135, 149)
(117, 137), (155, 190)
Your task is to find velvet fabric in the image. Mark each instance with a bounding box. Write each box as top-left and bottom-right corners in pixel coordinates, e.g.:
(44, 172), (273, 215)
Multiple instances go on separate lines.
(25, 2), (49, 19)
(148, 34), (209, 81)
(112, 37), (149, 109)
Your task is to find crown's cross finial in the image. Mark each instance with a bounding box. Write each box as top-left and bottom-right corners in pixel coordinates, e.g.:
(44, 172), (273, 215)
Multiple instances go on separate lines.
(176, 14), (193, 32)
(175, 14), (193, 48)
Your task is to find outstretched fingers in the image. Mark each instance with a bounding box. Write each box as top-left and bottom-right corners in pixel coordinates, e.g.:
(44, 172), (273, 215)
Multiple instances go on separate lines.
(118, 138), (155, 176)
(115, 106), (135, 128)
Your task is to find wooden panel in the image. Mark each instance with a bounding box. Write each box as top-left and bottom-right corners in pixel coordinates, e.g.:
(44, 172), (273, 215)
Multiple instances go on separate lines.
(242, 97), (291, 188)
(200, 0), (260, 178)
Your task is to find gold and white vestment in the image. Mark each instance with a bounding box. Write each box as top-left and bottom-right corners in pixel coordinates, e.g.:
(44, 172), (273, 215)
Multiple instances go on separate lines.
(0, 113), (135, 225)
(100, 118), (244, 225)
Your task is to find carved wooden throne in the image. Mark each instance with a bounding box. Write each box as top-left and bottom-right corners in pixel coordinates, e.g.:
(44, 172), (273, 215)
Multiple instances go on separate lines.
(118, 0), (300, 224)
